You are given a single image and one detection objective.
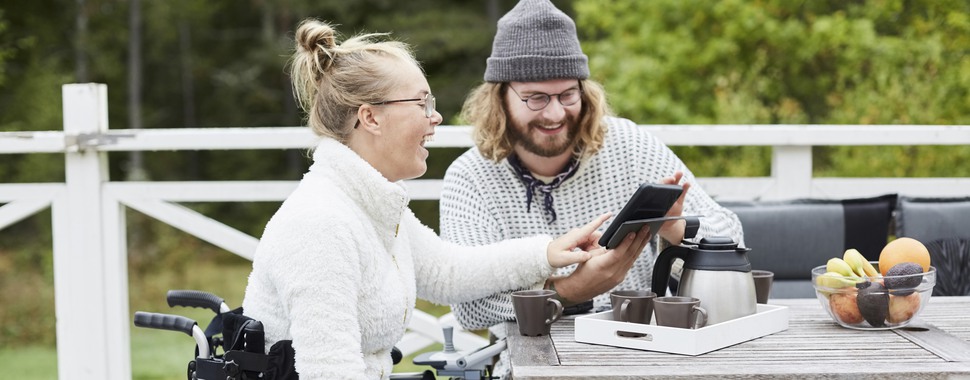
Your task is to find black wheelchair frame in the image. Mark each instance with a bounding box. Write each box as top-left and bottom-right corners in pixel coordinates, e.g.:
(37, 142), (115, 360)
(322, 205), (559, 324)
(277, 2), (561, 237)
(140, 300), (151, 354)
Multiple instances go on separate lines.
(134, 290), (502, 380)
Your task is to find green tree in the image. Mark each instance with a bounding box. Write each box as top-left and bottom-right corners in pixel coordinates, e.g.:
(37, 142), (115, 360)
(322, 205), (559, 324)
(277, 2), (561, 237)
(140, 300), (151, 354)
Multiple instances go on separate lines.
(0, 0), (523, 348)
(575, 0), (970, 177)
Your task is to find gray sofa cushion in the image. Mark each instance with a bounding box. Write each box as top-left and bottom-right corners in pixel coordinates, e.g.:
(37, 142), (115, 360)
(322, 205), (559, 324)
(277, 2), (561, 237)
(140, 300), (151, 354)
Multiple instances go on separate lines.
(895, 196), (970, 243)
(895, 197), (970, 297)
(723, 200), (844, 279)
(925, 238), (970, 296)
(722, 195), (896, 298)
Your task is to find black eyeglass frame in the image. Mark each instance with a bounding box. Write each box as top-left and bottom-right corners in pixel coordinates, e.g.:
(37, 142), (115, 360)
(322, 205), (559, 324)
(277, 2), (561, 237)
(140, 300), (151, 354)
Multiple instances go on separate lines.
(507, 84), (583, 111)
(354, 93), (436, 128)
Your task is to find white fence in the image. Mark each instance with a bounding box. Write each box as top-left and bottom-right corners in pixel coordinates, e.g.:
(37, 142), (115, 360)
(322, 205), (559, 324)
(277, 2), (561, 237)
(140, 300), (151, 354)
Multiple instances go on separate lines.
(1, 83), (969, 379)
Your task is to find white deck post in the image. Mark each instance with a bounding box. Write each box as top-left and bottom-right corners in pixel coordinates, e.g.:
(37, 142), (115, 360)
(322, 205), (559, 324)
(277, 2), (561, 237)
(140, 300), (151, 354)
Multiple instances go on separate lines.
(769, 145), (813, 199)
(56, 83), (129, 379)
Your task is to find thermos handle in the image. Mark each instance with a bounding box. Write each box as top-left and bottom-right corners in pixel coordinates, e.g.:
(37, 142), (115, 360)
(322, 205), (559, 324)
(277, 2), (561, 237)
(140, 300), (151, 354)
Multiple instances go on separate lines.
(683, 216), (700, 239)
(651, 245), (691, 297)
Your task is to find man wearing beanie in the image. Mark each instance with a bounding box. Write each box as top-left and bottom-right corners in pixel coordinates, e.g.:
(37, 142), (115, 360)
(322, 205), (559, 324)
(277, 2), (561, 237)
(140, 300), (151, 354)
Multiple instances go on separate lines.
(440, 0), (743, 375)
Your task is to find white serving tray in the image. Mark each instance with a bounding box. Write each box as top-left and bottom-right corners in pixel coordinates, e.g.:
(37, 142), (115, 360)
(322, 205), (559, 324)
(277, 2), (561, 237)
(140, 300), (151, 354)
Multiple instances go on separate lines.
(575, 303), (789, 356)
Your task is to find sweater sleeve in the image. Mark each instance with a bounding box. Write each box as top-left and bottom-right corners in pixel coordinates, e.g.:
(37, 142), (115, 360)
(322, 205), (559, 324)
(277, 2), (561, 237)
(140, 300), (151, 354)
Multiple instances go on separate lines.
(440, 156), (506, 246)
(406, 208), (553, 312)
(639, 129), (745, 247)
(681, 167), (745, 246)
(439, 159), (542, 329)
(269, 220), (369, 379)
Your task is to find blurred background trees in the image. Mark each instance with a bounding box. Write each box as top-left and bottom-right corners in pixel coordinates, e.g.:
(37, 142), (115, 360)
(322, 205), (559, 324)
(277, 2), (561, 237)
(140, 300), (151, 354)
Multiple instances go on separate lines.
(1, 0), (968, 370)
(577, 0), (970, 177)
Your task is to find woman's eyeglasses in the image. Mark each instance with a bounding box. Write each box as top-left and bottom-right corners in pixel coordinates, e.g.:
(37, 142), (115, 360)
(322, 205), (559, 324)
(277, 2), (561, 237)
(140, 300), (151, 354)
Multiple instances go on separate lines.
(355, 93), (436, 128)
(372, 93), (436, 118)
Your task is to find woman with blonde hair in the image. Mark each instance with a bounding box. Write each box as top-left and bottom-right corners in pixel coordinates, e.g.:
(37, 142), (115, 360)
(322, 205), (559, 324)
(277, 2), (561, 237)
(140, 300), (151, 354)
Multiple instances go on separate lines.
(242, 19), (646, 379)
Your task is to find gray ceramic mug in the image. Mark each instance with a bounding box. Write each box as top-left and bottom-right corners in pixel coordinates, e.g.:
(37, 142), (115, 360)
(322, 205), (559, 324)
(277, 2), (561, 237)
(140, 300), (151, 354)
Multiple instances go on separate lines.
(752, 270), (774, 304)
(610, 290), (656, 324)
(654, 296), (708, 329)
(611, 290), (656, 338)
(511, 290), (563, 336)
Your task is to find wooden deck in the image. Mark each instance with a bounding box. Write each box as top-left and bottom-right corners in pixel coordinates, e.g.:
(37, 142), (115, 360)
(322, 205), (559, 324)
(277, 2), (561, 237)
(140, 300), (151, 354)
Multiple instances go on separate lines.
(506, 297), (970, 379)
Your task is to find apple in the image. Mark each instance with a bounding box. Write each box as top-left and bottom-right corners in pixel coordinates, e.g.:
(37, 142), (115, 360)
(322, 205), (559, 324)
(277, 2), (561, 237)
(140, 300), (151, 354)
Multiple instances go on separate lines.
(888, 293), (921, 324)
(830, 292), (864, 324)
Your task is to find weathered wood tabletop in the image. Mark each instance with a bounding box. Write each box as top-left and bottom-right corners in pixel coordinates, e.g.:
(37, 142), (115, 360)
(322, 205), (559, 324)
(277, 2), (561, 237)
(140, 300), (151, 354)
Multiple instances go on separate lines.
(505, 297), (970, 379)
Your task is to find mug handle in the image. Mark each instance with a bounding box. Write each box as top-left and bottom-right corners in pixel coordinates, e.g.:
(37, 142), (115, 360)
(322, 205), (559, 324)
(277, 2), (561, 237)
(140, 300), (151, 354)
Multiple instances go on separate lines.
(546, 298), (563, 325)
(691, 305), (708, 329)
(619, 299), (632, 322)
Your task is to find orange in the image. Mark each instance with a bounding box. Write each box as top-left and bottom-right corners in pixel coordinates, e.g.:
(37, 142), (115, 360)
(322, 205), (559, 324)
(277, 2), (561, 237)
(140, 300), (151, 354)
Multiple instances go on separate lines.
(878, 237), (931, 276)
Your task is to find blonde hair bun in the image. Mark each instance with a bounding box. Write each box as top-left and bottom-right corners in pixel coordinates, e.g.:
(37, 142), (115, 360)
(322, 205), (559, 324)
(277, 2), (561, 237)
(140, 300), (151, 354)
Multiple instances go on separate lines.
(295, 19), (339, 73)
(288, 18), (420, 141)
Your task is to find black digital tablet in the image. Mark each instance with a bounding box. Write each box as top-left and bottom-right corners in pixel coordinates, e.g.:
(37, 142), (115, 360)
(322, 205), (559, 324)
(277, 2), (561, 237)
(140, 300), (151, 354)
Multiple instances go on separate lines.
(598, 183), (684, 249)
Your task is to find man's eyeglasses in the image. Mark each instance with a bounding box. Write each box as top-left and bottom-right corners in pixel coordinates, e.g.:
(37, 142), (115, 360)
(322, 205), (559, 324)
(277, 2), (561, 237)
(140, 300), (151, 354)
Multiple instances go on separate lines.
(508, 85), (582, 111)
(355, 93), (436, 128)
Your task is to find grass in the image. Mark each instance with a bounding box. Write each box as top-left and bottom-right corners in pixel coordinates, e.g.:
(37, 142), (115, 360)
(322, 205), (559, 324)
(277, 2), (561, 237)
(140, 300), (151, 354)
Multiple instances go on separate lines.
(0, 260), (474, 379)
(0, 346), (57, 379)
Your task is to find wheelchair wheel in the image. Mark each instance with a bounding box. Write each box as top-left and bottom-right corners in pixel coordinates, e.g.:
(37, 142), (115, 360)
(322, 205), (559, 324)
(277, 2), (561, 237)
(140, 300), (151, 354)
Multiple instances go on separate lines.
(187, 359), (196, 380)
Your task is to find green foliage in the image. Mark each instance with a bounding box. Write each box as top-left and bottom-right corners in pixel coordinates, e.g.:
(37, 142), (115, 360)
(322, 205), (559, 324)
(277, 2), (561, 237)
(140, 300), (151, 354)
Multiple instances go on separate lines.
(0, 4), (71, 255)
(0, 243), (55, 347)
(575, 0), (970, 177)
(0, 23), (69, 182)
(576, 0), (970, 126)
(0, 10), (12, 88)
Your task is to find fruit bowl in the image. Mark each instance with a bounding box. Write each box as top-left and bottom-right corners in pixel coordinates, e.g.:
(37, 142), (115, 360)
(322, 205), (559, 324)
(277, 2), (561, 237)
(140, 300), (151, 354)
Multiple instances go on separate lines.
(811, 262), (936, 330)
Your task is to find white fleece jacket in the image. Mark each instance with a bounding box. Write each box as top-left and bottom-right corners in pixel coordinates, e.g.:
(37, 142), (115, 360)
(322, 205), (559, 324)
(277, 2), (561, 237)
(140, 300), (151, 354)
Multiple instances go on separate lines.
(242, 138), (553, 379)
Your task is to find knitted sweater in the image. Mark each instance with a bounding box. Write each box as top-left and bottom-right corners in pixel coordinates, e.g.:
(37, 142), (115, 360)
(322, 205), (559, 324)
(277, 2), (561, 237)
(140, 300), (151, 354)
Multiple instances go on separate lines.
(242, 138), (554, 379)
(440, 116), (745, 330)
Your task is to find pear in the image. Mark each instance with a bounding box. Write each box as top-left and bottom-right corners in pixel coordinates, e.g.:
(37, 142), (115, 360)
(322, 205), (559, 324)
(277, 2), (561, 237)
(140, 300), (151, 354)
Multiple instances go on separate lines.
(843, 249), (879, 278)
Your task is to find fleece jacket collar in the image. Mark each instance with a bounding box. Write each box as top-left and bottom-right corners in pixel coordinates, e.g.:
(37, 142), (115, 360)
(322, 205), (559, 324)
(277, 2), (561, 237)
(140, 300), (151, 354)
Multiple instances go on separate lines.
(309, 138), (410, 247)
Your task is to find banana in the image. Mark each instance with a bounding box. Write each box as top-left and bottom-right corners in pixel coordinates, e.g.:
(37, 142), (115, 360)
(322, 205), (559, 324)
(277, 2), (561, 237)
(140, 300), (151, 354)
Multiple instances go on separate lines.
(826, 258), (858, 278)
(861, 258), (880, 278)
(842, 249), (867, 277)
(843, 248), (880, 278)
(816, 271), (859, 289)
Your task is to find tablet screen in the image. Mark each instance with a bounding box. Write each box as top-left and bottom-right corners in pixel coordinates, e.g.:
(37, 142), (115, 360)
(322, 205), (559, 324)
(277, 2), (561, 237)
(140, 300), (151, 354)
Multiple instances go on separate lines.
(598, 183), (683, 249)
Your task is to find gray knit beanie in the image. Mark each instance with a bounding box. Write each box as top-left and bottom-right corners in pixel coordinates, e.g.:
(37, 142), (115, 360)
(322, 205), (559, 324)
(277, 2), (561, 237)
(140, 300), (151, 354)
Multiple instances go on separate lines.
(485, 0), (589, 82)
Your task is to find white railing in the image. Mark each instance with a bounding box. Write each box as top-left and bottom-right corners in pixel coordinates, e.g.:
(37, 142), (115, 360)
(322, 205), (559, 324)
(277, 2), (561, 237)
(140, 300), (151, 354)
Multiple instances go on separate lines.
(1, 83), (969, 379)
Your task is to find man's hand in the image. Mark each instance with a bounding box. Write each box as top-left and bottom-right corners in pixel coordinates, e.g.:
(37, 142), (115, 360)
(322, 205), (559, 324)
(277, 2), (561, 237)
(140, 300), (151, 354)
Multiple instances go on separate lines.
(548, 224), (653, 304)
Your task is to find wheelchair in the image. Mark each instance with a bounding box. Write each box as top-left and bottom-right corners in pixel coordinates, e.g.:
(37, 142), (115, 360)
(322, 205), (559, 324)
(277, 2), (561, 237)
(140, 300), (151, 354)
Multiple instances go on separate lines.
(134, 289), (504, 380)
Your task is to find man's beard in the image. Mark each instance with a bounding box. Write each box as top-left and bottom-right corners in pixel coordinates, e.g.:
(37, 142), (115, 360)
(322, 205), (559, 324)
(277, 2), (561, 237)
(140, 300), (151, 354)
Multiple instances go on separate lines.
(508, 115), (579, 158)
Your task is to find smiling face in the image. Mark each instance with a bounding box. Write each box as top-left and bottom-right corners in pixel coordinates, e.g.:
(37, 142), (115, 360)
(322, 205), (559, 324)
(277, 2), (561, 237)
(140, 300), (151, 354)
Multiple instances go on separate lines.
(369, 60), (442, 182)
(505, 79), (582, 158)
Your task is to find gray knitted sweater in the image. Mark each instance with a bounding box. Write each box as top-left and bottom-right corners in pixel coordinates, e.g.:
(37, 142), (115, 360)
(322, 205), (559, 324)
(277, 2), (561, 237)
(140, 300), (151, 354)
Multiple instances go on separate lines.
(440, 116), (745, 330)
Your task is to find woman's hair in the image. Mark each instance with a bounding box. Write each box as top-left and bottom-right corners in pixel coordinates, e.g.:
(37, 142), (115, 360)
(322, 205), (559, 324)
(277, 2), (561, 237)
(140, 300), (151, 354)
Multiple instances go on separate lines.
(459, 79), (612, 163)
(289, 19), (420, 141)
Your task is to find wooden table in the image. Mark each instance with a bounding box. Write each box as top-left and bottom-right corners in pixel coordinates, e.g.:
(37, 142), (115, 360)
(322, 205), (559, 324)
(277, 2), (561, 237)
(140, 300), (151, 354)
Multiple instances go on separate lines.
(505, 297), (970, 379)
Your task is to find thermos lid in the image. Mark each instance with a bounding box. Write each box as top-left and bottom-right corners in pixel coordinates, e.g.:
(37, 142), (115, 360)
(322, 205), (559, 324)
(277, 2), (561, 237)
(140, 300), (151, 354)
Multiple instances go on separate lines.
(698, 236), (739, 250)
(685, 236), (751, 271)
